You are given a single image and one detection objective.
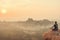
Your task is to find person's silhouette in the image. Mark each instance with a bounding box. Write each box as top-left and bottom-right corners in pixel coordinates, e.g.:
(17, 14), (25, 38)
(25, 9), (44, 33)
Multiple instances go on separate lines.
(52, 21), (58, 31)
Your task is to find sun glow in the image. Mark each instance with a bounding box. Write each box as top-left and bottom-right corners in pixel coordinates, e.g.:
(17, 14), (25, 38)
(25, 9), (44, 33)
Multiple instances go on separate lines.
(1, 9), (7, 14)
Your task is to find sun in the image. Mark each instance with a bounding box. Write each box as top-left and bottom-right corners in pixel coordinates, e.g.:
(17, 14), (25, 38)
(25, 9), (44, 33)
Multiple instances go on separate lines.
(1, 9), (7, 14)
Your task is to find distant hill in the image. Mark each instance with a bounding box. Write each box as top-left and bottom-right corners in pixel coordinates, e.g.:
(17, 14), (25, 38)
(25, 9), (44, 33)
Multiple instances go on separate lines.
(0, 18), (54, 26)
(25, 18), (54, 26)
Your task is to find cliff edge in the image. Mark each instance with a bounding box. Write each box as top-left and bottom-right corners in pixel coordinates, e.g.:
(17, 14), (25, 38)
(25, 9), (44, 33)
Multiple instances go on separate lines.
(43, 30), (60, 40)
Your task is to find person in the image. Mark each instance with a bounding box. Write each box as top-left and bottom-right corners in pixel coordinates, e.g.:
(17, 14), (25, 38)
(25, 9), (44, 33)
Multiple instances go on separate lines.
(52, 21), (58, 31)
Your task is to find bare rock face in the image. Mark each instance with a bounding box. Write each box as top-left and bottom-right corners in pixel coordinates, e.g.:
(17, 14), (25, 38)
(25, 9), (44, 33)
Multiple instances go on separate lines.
(43, 30), (60, 40)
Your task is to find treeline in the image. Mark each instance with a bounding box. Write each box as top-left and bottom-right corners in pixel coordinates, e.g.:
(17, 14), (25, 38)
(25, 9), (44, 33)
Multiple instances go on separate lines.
(0, 18), (54, 26)
(24, 18), (54, 26)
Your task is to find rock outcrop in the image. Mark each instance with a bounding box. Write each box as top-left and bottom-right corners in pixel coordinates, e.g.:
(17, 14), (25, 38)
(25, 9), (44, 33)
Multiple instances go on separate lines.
(43, 30), (60, 40)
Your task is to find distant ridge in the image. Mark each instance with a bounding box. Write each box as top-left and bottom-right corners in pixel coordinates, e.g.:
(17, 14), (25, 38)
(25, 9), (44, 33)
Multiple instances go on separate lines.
(0, 18), (54, 26)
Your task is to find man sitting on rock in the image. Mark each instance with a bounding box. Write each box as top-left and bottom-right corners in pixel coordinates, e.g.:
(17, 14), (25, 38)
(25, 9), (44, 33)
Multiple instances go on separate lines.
(52, 21), (58, 31)
(51, 21), (59, 35)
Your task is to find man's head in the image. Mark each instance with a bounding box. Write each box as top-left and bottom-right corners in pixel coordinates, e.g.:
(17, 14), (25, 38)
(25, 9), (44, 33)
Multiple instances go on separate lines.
(55, 21), (57, 24)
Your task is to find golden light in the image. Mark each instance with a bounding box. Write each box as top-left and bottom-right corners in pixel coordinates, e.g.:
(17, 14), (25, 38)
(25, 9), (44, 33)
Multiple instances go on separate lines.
(1, 9), (7, 14)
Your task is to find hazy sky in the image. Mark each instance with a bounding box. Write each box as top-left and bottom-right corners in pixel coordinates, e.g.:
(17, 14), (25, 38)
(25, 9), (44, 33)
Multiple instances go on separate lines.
(0, 0), (60, 21)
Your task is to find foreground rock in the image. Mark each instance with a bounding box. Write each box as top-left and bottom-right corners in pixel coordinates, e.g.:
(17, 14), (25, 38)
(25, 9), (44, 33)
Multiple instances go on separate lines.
(43, 30), (60, 40)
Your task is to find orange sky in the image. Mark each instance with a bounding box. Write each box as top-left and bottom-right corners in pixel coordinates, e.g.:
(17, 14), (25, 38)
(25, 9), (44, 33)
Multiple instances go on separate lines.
(0, 0), (60, 21)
